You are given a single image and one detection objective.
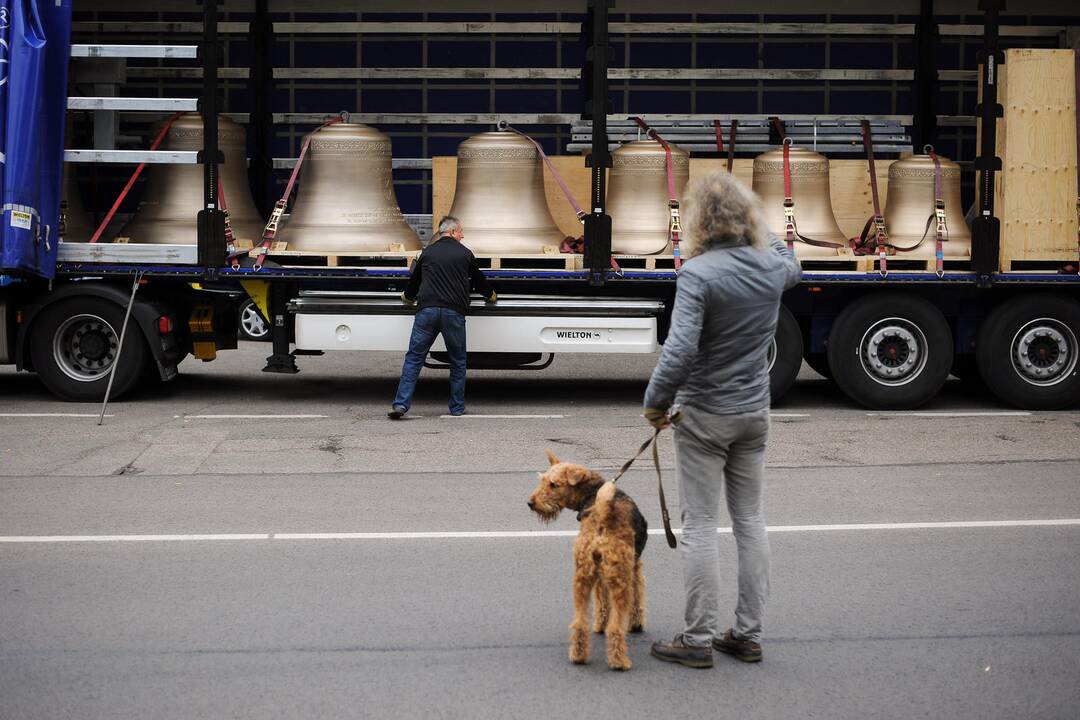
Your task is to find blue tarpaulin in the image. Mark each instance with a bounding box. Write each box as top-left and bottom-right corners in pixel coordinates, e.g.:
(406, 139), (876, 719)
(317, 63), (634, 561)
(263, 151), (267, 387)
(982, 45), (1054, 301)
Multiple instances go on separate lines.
(0, 0), (71, 280)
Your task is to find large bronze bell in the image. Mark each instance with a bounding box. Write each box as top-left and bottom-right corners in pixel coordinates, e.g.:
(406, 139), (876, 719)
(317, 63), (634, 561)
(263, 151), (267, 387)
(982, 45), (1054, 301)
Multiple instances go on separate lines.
(883, 153), (971, 259)
(607, 140), (690, 255)
(283, 123), (420, 252)
(446, 131), (564, 254)
(122, 114), (264, 245)
(752, 146), (848, 257)
(60, 166), (94, 243)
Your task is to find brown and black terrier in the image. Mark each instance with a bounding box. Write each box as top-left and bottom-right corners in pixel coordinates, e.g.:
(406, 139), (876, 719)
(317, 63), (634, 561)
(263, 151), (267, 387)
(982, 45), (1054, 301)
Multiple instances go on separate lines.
(527, 450), (648, 670)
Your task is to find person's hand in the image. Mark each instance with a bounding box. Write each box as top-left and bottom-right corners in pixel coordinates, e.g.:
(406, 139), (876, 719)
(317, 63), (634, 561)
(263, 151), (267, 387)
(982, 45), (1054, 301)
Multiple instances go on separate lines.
(401, 292), (416, 305)
(643, 407), (671, 430)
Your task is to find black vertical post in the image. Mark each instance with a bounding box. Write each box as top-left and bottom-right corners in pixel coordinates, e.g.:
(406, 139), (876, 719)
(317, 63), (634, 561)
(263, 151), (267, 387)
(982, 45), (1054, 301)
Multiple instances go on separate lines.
(911, 0), (939, 150)
(971, 0), (1004, 287)
(582, 0), (613, 286)
(251, 0), (273, 217)
(197, 0), (225, 276)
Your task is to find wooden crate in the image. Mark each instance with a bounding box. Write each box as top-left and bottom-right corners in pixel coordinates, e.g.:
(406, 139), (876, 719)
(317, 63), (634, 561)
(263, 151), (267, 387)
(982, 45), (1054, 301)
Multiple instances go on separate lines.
(991, 49), (1079, 271)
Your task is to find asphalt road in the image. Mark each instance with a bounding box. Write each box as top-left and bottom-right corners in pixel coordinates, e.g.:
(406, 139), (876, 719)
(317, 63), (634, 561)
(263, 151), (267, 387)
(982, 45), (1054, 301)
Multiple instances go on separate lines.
(1, 345), (1079, 719)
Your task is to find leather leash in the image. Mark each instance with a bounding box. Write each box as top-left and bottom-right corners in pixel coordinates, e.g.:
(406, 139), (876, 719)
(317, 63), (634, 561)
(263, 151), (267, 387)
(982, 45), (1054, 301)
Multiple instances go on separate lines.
(611, 426), (678, 549)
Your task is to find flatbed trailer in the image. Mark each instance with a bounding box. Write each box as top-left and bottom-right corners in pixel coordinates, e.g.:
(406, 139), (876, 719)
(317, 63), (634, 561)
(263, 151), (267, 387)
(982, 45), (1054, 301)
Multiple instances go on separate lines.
(1, 0), (1079, 411)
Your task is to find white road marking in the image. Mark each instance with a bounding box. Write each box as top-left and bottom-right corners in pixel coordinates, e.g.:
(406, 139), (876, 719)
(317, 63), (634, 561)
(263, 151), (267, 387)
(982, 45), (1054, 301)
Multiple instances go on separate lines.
(866, 411), (1032, 417)
(1, 519), (1077, 543)
(770, 413), (811, 418)
(175, 414), (330, 419)
(439, 414), (565, 419)
(0, 413), (114, 418)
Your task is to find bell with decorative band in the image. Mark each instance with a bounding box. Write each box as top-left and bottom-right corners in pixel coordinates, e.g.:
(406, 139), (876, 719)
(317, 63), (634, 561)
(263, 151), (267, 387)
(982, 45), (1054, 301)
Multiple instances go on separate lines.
(752, 145), (848, 257)
(283, 122), (420, 253)
(883, 153), (971, 259)
(607, 139), (690, 255)
(446, 131), (564, 254)
(121, 114), (264, 245)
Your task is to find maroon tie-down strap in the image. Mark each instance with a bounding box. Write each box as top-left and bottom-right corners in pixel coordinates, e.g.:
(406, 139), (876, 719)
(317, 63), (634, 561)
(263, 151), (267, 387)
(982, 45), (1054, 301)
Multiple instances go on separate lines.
(781, 137), (846, 253)
(630, 117), (682, 270)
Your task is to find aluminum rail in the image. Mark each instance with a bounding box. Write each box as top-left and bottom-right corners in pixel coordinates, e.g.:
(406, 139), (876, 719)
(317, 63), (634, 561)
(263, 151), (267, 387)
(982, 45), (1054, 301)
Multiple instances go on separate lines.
(67, 97), (198, 112)
(63, 150), (199, 164)
(70, 44), (198, 59)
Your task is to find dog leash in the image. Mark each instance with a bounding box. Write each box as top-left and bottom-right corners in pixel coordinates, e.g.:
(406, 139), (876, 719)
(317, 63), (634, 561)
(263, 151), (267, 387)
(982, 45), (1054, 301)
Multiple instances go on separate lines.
(611, 427), (678, 549)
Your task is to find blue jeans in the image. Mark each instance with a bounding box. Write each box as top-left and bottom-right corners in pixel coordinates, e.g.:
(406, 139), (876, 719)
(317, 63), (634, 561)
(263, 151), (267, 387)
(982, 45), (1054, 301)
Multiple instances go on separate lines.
(392, 307), (467, 415)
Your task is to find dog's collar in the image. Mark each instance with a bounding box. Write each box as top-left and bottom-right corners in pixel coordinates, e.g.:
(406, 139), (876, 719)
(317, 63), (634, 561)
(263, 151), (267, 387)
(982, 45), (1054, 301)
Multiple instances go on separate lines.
(575, 483), (603, 522)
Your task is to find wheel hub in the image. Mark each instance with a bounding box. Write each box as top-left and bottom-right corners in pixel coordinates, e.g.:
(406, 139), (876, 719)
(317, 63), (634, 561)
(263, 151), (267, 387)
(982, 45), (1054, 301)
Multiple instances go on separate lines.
(53, 315), (119, 382)
(859, 319), (927, 386)
(1011, 320), (1076, 386)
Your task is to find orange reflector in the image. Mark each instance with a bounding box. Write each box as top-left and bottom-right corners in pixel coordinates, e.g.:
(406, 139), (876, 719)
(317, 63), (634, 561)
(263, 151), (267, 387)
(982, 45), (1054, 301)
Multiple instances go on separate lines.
(15, 310), (23, 324)
(157, 316), (173, 334)
(808, 287), (822, 293)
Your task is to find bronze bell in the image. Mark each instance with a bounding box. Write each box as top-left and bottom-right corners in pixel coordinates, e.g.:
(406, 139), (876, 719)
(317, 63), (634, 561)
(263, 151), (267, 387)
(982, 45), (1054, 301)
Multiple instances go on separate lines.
(122, 114), (264, 245)
(752, 146), (848, 257)
(60, 166), (94, 243)
(284, 123), (420, 253)
(447, 131), (564, 254)
(884, 153), (971, 259)
(607, 140), (690, 255)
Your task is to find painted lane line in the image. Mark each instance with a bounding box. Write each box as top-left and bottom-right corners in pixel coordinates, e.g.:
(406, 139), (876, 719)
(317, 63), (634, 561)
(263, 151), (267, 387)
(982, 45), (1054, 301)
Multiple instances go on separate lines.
(1, 519), (1078, 544)
(439, 414), (565, 419)
(866, 411), (1032, 417)
(176, 414), (330, 419)
(0, 413), (114, 418)
(770, 413), (811, 418)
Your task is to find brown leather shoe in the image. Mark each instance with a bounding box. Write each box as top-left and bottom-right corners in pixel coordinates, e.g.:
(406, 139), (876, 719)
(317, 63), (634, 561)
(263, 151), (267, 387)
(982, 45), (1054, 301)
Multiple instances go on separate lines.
(650, 635), (714, 669)
(712, 628), (762, 663)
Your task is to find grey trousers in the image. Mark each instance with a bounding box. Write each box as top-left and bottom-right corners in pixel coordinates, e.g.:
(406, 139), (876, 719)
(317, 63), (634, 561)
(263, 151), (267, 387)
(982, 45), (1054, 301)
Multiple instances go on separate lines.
(674, 406), (771, 646)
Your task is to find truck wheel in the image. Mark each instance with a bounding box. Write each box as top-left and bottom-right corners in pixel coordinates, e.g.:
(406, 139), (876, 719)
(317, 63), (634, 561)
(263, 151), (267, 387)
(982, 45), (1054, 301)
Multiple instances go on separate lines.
(238, 299), (270, 341)
(827, 294), (953, 410)
(976, 295), (1080, 410)
(769, 305), (802, 402)
(29, 297), (150, 402)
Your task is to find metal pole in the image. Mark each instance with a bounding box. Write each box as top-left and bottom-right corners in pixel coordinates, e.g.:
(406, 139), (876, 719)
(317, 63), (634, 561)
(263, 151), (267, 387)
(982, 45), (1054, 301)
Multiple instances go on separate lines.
(971, 0), (1004, 287)
(911, 0), (939, 151)
(97, 270), (144, 425)
(582, 0), (613, 286)
(251, 0), (273, 218)
(196, 0), (225, 276)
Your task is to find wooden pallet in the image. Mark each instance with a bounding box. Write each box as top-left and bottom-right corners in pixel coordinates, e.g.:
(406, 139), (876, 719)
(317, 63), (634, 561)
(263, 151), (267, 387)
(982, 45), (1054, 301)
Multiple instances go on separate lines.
(841, 256), (973, 273)
(473, 253), (581, 270)
(257, 250), (420, 268)
(611, 254), (678, 271)
(1001, 259), (1079, 273)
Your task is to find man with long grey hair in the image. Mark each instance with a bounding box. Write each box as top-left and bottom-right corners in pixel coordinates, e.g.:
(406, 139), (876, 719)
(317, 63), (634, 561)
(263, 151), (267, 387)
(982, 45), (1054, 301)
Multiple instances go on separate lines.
(645, 172), (801, 669)
(389, 215), (496, 419)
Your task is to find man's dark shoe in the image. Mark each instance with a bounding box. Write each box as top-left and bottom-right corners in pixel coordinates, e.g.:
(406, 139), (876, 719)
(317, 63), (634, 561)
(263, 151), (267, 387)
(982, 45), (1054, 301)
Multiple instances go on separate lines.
(650, 635), (713, 669)
(712, 629), (762, 663)
(387, 405), (407, 420)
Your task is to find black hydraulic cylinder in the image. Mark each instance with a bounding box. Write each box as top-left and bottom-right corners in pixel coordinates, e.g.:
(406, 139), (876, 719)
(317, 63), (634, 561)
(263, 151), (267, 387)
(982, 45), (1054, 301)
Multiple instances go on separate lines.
(263, 282), (299, 374)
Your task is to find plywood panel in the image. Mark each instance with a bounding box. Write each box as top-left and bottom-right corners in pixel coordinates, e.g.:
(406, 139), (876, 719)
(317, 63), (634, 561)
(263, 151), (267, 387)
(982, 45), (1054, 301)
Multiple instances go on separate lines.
(994, 49), (1079, 268)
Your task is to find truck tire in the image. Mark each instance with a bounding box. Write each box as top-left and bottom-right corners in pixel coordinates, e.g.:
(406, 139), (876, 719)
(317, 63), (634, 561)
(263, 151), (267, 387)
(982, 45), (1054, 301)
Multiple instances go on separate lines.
(769, 305), (802, 403)
(976, 294), (1080, 410)
(827, 293), (953, 410)
(29, 297), (150, 402)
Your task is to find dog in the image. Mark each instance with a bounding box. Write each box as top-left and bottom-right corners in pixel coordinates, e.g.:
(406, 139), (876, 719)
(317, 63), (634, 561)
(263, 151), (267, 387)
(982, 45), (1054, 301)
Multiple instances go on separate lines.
(527, 449), (648, 670)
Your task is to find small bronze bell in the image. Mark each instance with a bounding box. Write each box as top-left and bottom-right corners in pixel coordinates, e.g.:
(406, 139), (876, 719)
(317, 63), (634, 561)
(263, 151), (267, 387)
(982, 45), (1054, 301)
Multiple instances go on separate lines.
(60, 166), (94, 243)
(752, 146), (848, 257)
(446, 131), (564, 254)
(883, 153), (971, 259)
(122, 114), (264, 245)
(284, 123), (420, 253)
(607, 140), (690, 255)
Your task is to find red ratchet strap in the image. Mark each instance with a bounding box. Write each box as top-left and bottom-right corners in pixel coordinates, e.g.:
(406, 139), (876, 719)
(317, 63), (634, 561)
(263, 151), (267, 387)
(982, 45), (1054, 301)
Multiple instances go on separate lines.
(219, 180), (240, 269)
(712, 119), (738, 173)
(90, 112), (183, 243)
(927, 145), (946, 277)
(631, 117), (682, 270)
(500, 122), (586, 222)
(861, 119), (890, 275)
(781, 137), (846, 253)
(249, 113), (348, 270)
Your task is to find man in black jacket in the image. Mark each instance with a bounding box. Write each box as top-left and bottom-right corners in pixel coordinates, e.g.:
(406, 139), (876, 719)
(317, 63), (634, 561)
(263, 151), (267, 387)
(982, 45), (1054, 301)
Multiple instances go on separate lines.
(388, 216), (497, 419)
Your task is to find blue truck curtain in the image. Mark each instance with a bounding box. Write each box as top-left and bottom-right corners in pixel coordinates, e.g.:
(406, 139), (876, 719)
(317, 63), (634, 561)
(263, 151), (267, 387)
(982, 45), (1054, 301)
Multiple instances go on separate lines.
(0, 0), (72, 279)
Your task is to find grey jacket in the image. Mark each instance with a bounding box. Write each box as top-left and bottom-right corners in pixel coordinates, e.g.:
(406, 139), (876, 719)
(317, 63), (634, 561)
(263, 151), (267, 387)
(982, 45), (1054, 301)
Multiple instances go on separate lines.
(643, 236), (802, 415)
